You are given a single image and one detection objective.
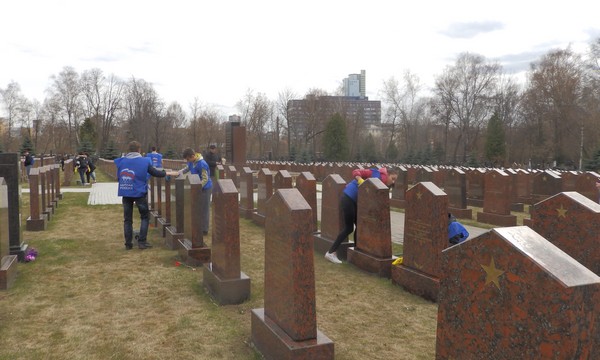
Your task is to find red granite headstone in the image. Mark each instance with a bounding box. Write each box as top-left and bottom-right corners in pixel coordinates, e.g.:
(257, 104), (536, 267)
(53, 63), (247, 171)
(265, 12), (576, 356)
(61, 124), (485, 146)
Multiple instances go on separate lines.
(561, 170), (579, 192)
(26, 168), (47, 231)
(391, 181), (448, 301)
(531, 170), (562, 203)
(178, 174), (211, 266)
(575, 171), (600, 203)
(445, 168), (472, 219)
(295, 172), (318, 233)
(312, 174), (350, 260)
(251, 188), (334, 359)
(515, 169), (533, 204)
(466, 168), (485, 207)
(476, 169), (517, 226)
(203, 179), (250, 305)
(274, 170), (293, 190)
(157, 173), (172, 238)
(239, 167), (255, 219)
(165, 175), (184, 250)
(347, 177), (396, 278)
(252, 168), (273, 227)
(0, 176), (17, 289)
(390, 166), (408, 209)
(436, 226), (600, 359)
(531, 191), (600, 275)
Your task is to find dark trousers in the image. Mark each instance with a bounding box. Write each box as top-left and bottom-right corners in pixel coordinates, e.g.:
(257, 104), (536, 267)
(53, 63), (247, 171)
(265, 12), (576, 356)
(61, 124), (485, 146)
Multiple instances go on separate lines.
(328, 194), (357, 253)
(78, 168), (87, 184)
(122, 195), (149, 246)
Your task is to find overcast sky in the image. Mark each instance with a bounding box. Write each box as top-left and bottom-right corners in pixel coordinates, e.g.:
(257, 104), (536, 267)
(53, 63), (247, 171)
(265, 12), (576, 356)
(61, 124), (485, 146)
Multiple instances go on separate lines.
(1, 0), (599, 116)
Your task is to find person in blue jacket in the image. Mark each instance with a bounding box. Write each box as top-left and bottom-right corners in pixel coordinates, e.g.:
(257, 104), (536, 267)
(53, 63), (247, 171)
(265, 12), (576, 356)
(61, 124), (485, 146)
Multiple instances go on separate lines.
(115, 141), (178, 250)
(146, 146), (163, 168)
(448, 213), (469, 245)
(181, 147), (212, 235)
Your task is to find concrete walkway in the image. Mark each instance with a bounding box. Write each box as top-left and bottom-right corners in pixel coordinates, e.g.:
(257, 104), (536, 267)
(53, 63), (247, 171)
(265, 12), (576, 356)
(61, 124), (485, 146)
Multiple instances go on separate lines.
(30, 182), (489, 244)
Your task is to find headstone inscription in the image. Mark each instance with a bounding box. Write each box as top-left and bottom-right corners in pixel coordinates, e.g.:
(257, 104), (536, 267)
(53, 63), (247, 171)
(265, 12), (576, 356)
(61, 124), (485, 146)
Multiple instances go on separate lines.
(436, 226), (600, 359)
(251, 188), (334, 360)
(347, 177), (397, 278)
(203, 179), (250, 305)
(391, 181), (448, 301)
(178, 174), (211, 266)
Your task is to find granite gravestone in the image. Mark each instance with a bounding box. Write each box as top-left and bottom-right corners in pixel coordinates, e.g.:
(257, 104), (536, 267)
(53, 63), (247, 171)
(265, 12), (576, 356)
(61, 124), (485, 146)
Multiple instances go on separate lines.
(157, 174), (172, 238)
(0, 177), (17, 290)
(390, 166), (408, 209)
(347, 178), (396, 278)
(26, 168), (47, 231)
(312, 174), (349, 259)
(239, 167), (255, 219)
(274, 170), (293, 191)
(445, 168), (472, 219)
(225, 121), (246, 166)
(575, 171), (600, 203)
(251, 188), (334, 360)
(436, 226), (600, 359)
(152, 176), (164, 228)
(466, 168), (485, 207)
(0, 153), (27, 261)
(178, 174), (211, 266)
(295, 171), (318, 233)
(392, 182), (448, 301)
(531, 170), (562, 203)
(476, 169), (517, 226)
(203, 179), (250, 305)
(226, 165), (239, 189)
(252, 168), (273, 227)
(531, 191), (600, 275)
(165, 175), (185, 250)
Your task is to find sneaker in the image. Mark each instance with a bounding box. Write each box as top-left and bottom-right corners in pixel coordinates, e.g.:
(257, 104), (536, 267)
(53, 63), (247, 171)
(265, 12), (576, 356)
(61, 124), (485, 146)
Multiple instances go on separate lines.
(125, 244), (133, 250)
(324, 251), (342, 264)
(138, 242), (153, 249)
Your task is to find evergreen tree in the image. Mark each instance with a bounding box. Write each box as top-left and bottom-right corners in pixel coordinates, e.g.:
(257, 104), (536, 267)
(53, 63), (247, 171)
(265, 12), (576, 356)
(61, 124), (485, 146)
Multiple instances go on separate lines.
(362, 134), (379, 163)
(385, 141), (399, 162)
(20, 136), (34, 155)
(163, 146), (178, 159)
(100, 140), (120, 160)
(79, 118), (97, 150)
(484, 112), (506, 166)
(584, 148), (600, 171)
(323, 113), (349, 162)
(77, 140), (94, 155)
(289, 146), (297, 162)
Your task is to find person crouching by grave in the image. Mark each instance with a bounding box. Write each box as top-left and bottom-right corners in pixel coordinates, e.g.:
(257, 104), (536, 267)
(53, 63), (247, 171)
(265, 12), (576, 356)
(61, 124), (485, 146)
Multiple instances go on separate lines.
(75, 152), (89, 185)
(181, 147), (213, 235)
(115, 141), (179, 250)
(324, 167), (399, 264)
(448, 213), (469, 245)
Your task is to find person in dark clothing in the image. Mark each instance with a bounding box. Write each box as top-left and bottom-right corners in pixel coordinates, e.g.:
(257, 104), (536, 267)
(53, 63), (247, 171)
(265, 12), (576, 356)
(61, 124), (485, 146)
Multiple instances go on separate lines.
(85, 152), (96, 184)
(203, 144), (222, 179)
(23, 150), (34, 178)
(75, 152), (89, 185)
(115, 141), (178, 250)
(324, 167), (398, 264)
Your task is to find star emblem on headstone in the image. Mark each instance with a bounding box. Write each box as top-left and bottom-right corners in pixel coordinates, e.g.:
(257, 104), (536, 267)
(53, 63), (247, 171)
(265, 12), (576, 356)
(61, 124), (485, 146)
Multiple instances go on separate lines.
(481, 257), (504, 289)
(416, 191), (422, 200)
(556, 204), (567, 218)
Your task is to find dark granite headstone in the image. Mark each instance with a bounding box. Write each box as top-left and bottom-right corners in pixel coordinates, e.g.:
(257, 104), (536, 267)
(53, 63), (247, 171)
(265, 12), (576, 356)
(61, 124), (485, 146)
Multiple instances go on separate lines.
(26, 168), (47, 231)
(251, 188), (334, 359)
(312, 174), (349, 259)
(347, 178), (396, 278)
(390, 166), (408, 209)
(515, 169), (532, 204)
(225, 121), (247, 166)
(476, 169), (517, 226)
(252, 168), (273, 227)
(531, 191), (600, 275)
(203, 179), (250, 305)
(445, 168), (472, 219)
(165, 175), (184, 250)
(391, 182), (448, 301)
(178, 174), (211, 266)
(157, 174), (171, 238)
(436, 226), (600, 359)
(466, 168), (485, 207)
(0, 177), (17, 289)
(148, 176), (160, 225)
(226, 165), (239, 189)
(239, 167), (255, 219)
(295, 172), (318, 233)
(0, 153), (27, 261)
(274, 170), (293, 191)
(575, 171), (600, 203)
(531, 170), (562, 203)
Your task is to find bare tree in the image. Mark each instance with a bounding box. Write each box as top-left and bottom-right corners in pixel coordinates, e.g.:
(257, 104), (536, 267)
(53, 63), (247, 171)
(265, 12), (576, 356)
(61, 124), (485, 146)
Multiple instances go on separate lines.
(123, 77), (162, 151)
(0, 81), (29, 151)
(47, 66), (83, 152)
(236, 89), (272, 159)
(433, 53), (500, 163)
(276, 88), (297, 158)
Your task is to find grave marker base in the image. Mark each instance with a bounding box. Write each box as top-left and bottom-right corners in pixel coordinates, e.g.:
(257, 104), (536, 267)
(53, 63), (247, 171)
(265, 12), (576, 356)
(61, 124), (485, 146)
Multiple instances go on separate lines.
(203, 264), (250, 305)
(312, 234), (351, 260)
(510, 203), (525, 212)
(26, 215), (48, 231)
(165, 226), (183, 250)
(391, 264), (439, 302)
(178, 238), (211, 266)
(389, 199), (406, 209)
(157, 218), (170, 238)
(447, 207), (472, 219)
(0, 255), (18, 290)
(252, 212), (266, 227)
(467, 198), (483, 207)
(347, 247), (396, 278)
(10, 243), (28, 262)
(251, 308), (334, 360)
(43, 208), (52, 222)
(149, 211), (160, 227)
(239, 206), (256, 220)
(476, 211), (517, 227)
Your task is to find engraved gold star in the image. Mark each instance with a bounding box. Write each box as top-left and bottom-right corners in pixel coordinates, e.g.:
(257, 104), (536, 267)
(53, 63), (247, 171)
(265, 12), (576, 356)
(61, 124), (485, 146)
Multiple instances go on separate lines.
(542, 176), (547, 182)
(556, 204), (567, 218)
(416, 191), (422, 200)
(481, 257), (504, 289)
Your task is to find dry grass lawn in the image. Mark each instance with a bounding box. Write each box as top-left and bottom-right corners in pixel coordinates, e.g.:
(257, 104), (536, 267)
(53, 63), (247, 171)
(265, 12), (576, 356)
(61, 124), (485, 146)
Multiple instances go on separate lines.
(1, 187), (441, 360)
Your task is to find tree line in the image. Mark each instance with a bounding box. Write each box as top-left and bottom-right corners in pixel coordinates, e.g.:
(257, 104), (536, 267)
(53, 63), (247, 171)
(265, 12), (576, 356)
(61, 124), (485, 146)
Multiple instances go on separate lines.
(1, 38), (599, 169)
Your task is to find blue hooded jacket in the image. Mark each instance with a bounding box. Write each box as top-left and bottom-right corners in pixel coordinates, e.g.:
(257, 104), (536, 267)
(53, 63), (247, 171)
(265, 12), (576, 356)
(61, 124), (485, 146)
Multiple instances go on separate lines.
(115, 152), (165, 197)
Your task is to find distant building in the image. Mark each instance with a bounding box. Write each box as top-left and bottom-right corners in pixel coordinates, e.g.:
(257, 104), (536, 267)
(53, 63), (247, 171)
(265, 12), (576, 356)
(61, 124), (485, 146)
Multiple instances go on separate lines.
(342, 70), (366, 98)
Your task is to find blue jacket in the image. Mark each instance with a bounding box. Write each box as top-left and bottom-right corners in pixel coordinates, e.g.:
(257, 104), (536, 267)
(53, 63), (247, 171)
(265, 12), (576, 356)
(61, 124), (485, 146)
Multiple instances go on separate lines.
(187, 154), (212, 190)
(448, 221), (469, 244)
(115, 152), (166, 198)
(146, 152), (163, 168)
(343, 168), (382, 202)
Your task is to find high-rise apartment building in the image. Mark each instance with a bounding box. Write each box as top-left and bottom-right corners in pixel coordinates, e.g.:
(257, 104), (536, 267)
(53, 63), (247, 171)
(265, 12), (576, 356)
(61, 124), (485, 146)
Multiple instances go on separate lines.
(343, 70), (366, 98)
